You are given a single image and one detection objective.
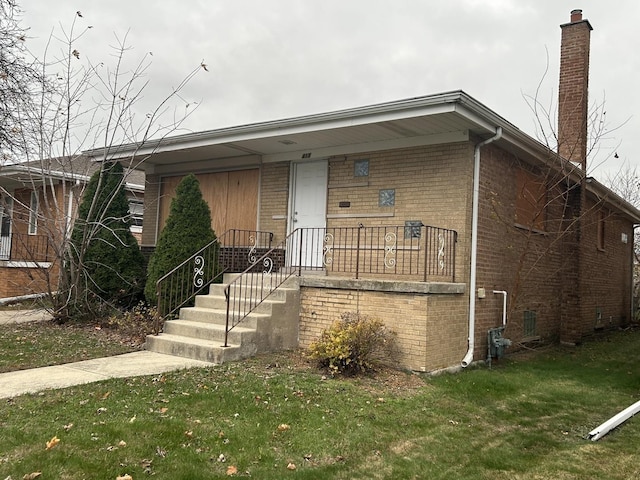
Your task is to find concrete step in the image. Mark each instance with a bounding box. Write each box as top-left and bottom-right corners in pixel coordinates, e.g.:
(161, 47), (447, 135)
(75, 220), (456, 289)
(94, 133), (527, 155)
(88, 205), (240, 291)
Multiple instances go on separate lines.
(146, 333), (255, 364)
(207, 282), (299, 302)
(146, 271), (301, 365)
(194, 294), (284, 317)
(163, 319), (256, 344)
(179, 306), (269, 329)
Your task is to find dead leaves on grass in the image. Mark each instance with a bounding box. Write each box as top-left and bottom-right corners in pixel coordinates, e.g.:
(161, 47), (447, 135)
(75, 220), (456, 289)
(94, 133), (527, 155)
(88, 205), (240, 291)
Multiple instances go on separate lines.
(22, 473), (42, 480)
(45, 436), (59, 450)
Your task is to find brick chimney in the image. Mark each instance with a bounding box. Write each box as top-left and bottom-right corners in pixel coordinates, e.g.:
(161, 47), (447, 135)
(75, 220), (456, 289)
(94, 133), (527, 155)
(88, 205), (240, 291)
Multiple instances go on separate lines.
(558, 9), (593, 169)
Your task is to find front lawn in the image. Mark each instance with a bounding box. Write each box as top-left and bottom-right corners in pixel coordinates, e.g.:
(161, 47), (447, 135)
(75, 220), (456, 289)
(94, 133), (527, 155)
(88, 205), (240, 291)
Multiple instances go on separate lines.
(0, 320), (141, 373)
(0, 326), (639, 479)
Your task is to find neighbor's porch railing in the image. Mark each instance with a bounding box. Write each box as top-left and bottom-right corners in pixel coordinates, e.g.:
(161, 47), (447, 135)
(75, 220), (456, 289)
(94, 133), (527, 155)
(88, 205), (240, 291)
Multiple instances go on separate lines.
(0, 233), (53, 262)
(223, 224), (457, 345)
(155, 229), (273, 325)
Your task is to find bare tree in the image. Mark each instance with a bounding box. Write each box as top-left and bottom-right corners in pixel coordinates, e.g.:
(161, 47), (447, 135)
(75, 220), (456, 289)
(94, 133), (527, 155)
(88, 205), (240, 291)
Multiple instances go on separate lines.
(0, 0), (44, 159)
(0, 4), (205, 320)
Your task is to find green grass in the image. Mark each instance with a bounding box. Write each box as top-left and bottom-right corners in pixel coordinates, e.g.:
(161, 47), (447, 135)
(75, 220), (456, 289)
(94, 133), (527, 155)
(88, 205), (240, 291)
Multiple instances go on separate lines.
(1, 326), (640, 479)
(0, 320), (140, 373)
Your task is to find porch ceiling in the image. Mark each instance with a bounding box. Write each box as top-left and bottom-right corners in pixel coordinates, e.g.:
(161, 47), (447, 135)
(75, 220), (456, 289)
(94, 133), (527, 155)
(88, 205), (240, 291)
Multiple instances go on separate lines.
(91, 90), (525, 168)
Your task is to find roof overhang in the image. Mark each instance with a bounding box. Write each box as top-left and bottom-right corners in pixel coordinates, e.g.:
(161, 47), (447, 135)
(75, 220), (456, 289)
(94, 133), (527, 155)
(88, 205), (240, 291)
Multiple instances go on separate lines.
(85, 90), (530, 170)
(0, 164), (144, 194)
(83, 89), (640, 223)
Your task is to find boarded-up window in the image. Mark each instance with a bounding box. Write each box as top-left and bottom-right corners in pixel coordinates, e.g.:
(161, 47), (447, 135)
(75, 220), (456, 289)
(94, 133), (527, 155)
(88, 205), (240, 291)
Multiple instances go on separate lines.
(515, 169), (546, 231)
(159, 169), (259, 237)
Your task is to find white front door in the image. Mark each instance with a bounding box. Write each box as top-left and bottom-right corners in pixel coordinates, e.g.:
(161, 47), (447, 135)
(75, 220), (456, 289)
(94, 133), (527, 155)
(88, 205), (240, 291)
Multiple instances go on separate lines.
(290, 160), (328, 267)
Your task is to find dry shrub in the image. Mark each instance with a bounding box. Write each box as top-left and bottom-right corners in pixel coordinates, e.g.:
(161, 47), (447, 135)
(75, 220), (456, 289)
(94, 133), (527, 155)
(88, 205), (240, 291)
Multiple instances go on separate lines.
(308, 312), (396, 375)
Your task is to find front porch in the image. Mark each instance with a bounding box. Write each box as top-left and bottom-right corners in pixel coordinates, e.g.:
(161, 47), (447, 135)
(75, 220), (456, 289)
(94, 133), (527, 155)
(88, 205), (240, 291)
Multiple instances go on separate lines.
(149, 225), (468, 371)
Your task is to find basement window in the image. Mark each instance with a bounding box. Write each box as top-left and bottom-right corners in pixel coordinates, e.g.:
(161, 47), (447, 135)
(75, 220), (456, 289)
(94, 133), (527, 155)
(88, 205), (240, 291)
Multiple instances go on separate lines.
(523, 310), (537, 338)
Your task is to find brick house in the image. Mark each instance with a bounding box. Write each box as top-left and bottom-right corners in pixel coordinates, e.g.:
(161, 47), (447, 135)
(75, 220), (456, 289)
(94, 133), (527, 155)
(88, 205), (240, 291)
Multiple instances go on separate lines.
(88, 10), (640, 371)
(0, 156), (144, 301)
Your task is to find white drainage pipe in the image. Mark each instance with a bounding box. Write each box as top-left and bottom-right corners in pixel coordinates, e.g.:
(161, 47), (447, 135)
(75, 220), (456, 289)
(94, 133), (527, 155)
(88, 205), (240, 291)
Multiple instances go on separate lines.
(588, 399), (640, 441)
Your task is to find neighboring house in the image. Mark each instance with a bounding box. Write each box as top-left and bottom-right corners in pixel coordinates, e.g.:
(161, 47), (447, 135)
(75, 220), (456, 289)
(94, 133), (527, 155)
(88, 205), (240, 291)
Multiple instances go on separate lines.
(0, 156), (144, 300)
(88, 10), (640, 371)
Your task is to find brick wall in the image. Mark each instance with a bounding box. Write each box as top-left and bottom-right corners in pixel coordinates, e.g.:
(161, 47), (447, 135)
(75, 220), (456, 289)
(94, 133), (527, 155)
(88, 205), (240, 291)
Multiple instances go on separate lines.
(578, 196), (633, 333)
(0, 262), (59, 299)
(259, 162), (289, 244)
(474, 145), (566, 355)
(474, 144), (635, 355)
(299, 285), (467, 372)
(326, 143), (474, 283)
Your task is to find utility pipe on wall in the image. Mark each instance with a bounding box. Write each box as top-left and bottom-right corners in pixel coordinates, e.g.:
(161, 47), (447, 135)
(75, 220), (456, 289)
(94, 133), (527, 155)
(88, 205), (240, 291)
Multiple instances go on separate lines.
(493, 290), (507, 326)
(462, 127), (503, 368)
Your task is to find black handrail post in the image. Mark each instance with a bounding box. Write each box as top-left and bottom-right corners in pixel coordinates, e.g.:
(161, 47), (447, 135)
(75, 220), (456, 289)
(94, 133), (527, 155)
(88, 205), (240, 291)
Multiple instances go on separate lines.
(230, 229), (236, 271)
(155, 281), (162, 334)
(297, 229), (303, 276)
(223, 286), (231, 347)
(423, 225), (429, 282)
(355, 225), (362, 280)
(452, 231), (457, 282)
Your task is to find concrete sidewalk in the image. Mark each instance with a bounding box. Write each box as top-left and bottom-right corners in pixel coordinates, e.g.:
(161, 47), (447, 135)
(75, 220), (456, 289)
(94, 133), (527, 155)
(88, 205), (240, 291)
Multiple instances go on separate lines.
(0, 351), (211, 399)
(0, 308), (52, 324)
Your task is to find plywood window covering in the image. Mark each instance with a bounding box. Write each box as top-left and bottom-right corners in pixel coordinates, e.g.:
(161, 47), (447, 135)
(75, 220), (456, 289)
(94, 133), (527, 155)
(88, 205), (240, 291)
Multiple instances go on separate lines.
(515, 169), (546, 231)
(159, 169), (259, 237)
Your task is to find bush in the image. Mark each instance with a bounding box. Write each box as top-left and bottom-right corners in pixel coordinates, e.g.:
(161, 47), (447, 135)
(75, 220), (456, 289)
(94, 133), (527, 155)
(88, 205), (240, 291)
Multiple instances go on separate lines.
(308, 312), (396, 375)
(103, 302), (163, 345)
(144, 174), (217, 306)
(69, 161), (145, 308)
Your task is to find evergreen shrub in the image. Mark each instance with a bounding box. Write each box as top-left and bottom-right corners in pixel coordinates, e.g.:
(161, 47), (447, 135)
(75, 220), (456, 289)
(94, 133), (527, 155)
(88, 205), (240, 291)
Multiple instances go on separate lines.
(144, 174), (217, 306)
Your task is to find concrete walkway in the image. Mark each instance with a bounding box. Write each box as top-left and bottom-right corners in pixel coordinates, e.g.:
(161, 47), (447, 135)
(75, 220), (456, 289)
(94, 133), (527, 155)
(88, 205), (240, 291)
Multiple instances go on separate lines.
(0, 309), (212, 399)
(0, 351), (211, 399)
(0, 308), (52, 324)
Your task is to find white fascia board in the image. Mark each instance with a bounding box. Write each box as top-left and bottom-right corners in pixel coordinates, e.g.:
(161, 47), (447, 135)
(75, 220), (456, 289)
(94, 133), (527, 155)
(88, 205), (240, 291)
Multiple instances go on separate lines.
(90, 94), (463, 160)
(262, 130), (469, 164)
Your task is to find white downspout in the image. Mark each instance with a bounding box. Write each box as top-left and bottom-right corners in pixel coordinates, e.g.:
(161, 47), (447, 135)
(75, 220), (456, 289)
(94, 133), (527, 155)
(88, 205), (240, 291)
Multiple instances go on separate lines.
(462, 127), (503, 368)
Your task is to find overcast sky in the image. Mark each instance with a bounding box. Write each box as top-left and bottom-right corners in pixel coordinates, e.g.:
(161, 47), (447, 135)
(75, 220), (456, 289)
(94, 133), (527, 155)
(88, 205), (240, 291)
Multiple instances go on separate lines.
(20, 0), (640, 182)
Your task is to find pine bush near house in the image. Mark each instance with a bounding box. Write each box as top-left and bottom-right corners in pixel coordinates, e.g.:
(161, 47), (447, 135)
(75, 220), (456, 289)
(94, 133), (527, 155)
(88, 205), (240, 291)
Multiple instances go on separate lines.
(144, 173), (217, 307)
(308, 312), (397, 375)
(70, 161), (145, 308)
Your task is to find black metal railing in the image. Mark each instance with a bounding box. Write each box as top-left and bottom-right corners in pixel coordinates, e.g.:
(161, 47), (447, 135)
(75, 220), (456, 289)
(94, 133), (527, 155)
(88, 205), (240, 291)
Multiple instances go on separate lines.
(0, 233), (53, 262)
(155, 229), (273, 327)
(223, 224), (457, 345)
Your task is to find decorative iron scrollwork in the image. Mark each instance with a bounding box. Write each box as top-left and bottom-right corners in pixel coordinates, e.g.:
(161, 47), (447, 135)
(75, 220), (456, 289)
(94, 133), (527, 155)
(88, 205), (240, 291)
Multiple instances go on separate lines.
(323, 232), (334, 266)
(263, 256), (274, 275)
(248, 234), (257, 264)
(384, 232), (397, 268)
(193, 255), (205, 287)
(438, 234), (445, 271)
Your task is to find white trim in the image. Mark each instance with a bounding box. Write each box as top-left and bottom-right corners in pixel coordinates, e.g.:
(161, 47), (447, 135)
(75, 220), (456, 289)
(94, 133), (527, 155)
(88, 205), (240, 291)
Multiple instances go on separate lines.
(3, 261), (52, 268)
(326, 212), (395, 219)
